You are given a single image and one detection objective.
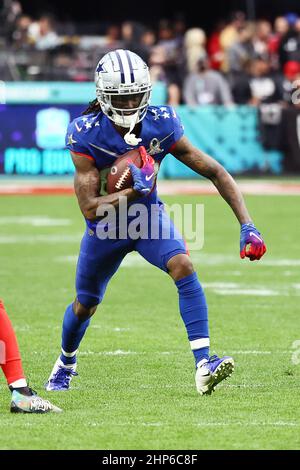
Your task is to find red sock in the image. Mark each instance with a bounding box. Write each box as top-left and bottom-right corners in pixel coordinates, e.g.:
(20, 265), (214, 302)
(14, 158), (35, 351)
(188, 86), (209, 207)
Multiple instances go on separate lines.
(0, 299), (26, 385)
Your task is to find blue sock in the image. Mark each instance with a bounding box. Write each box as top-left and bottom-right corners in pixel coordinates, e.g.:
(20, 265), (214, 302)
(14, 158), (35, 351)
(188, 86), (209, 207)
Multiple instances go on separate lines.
(175, 272), (210, 367)
(60, 303), (90, 365)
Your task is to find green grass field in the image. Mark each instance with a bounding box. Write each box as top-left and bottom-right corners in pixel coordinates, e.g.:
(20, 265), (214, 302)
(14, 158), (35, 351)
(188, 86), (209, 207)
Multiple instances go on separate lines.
(0, 192), (300, 450)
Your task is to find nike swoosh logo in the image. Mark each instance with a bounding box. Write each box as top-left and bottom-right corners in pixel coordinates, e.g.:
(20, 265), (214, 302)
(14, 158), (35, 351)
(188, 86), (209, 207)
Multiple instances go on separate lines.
(249, 232), (262, 242)
(145, 173), (154, 181)
(75, 122), (82, 132)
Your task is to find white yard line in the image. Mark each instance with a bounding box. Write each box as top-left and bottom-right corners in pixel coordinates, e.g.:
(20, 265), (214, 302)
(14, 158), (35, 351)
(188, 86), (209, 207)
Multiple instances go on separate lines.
(0, 216), (72, 226)
(212, 288), (281, 296)
(0, 234), (81, 244)
(12, 420), (300, 428)
(54, 251), (300, 269)
(79, 350), (138, 356)
(196, 421), (300, 427)
(76, 350), (290, 356)
(230, 350), (272, 355)
(90, 325), (131, 332)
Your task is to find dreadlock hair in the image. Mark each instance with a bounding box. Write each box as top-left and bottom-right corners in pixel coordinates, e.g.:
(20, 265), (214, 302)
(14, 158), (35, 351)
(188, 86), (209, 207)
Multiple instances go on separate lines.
(82, 98), (101, 115)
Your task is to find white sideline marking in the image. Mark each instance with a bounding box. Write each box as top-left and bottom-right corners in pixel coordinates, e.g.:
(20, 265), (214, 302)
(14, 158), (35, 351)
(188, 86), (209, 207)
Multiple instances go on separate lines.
(230, 350), (272, 355)
(196, 421), (299, 427)
(55, 255), (78, 263)
(79, 350), (137, 356)
(77, 350), (177, 357)
(141, 422), (163, 427)
(52, 251), (300, 269)
(10, 420), (300, 429)
(54, 253), (148, 267)
(81, 421), (300, 428)
(0, 216), (72, 226)
(87, 422), (164, 428)
(263, 259), (300, 266)
(0, 234), (81, 244)
(112, 327), (131, 332)
(192, 254), (300, 267)
(13, 325), (30, 332)
(90, 325), (131, 332)
(76, 350), (280, 357)
(212, 288), (281, 296)
(203, 282), (240, 289)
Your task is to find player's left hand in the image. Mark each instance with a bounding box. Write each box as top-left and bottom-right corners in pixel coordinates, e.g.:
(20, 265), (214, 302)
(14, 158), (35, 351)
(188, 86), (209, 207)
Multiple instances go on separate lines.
(240, 222), (266, 261)
(128, 146), (155, 195)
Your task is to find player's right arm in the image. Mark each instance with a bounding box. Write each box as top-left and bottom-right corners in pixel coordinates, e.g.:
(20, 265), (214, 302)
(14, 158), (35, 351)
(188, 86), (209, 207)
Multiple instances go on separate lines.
(71, 152), (139, 221)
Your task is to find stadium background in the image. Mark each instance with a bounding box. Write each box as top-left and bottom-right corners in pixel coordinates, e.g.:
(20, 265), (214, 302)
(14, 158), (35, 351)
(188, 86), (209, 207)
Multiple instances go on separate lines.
(1, 0), (300, 451)
(1, 0), (300, 178)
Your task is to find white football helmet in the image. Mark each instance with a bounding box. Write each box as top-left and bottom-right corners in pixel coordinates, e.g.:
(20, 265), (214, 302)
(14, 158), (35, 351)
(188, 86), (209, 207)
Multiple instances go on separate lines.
(95, 49), (152, 130)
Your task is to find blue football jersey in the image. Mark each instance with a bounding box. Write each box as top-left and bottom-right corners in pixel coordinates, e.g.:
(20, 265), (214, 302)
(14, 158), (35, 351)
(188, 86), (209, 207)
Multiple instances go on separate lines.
(66, 105), (183, 166)
(65, 105), (184, 228)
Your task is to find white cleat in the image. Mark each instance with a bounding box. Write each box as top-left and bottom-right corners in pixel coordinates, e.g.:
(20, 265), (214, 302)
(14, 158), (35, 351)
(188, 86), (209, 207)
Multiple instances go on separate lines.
(195, 355), (235, 395)
(45, 357), (78, 391)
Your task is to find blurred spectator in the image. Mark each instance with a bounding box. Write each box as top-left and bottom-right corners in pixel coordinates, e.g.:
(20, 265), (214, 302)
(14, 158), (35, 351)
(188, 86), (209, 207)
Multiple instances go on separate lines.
(227, 23), (256, 73)
(173, 13), (187, 47)
(248, 57), (284, 105)
(253, 20), (272, 60)
(28, 14), (60, 50)
(282, 60), (300, 104)
(2, 6), (300, 113)
(183, 27), (206, 73)
(49, 44), (75, 80)
(183, 53), (233, 106)
(121, 21), (134, 45)
(156, 19), (182, 105)
(278, 13), (300, 67)
(11, 14), (33, 49)
(230, 66), (252, 105)
(0, 0), (22, 40)
(139, 28), (157, 63)
(230, 56), (285, 106)
(105, 24), (121, 48)
(220, 11), (246, 72)
(207, 20), (226, 71)
(269, 17), (289, 56)
(171, 13), (187, 75)
(279, 77), (300, 173)
(148, 44), (180, 105)
(120, 21), (149, 59)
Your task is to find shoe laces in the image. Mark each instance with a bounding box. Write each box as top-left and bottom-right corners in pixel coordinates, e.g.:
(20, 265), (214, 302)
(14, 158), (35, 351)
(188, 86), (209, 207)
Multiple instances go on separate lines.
(208, 355), (219, 363)
(51, 366), (78, 387)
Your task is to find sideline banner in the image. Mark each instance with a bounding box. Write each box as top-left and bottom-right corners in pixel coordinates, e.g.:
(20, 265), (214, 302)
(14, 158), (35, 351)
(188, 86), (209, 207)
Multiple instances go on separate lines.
(0, 101), (282, 176)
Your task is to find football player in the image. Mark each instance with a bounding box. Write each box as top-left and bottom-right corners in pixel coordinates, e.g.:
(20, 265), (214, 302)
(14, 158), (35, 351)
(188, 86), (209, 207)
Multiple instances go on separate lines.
(46, 50), (266, 395)
(0, 299), (61, 412)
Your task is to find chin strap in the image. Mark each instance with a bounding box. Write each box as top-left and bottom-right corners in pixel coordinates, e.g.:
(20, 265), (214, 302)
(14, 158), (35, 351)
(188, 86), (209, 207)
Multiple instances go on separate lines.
(124, 112), (142, 146)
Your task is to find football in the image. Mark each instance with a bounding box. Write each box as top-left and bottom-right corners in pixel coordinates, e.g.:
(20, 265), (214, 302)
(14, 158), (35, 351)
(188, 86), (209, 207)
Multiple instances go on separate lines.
(106, 148), (143, 194)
